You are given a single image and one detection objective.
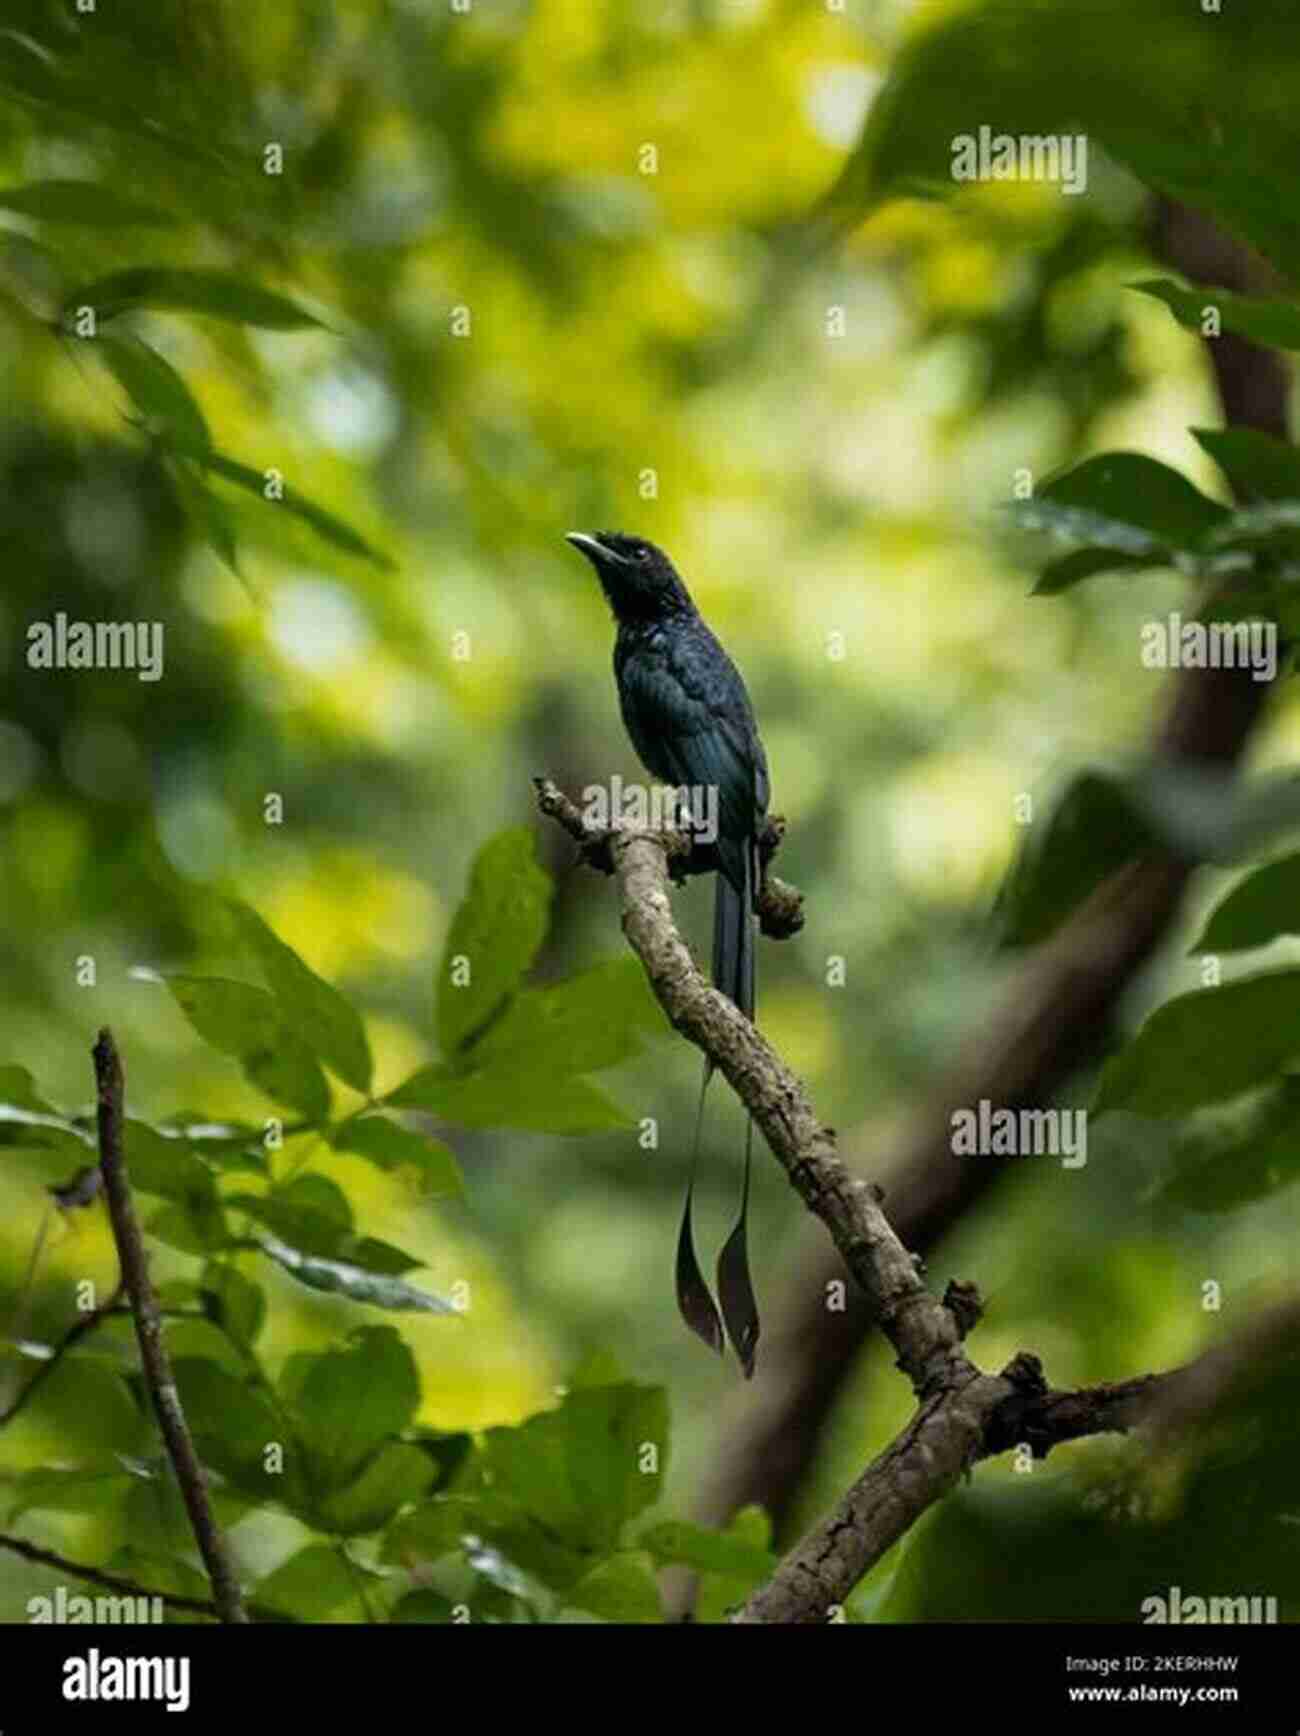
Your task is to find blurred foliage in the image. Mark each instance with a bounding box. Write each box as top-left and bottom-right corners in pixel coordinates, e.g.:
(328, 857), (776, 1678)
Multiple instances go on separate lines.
(2, 0), (1300, 1624)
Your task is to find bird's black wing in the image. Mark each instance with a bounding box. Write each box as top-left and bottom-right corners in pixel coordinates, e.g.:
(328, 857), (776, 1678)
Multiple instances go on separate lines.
(616, 621), (767, 893)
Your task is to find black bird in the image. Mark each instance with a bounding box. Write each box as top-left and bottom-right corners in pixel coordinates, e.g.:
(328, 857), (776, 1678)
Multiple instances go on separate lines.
(566, 530), (769, 1376)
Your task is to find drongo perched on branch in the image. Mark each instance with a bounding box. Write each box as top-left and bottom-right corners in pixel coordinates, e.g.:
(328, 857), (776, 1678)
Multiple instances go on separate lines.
(566, 530), (769, 1376)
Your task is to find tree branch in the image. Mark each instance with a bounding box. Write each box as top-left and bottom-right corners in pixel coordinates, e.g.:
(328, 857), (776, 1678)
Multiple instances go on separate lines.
(92, 1028), (250, 1626)
(537, 783), (1300, 1619)
(689, 194), (1293, 1561)
(0, 1532), (221, 1619)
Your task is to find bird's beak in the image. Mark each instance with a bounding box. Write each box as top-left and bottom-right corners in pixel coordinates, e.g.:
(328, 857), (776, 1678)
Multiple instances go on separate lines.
(565, 531), (622, 566)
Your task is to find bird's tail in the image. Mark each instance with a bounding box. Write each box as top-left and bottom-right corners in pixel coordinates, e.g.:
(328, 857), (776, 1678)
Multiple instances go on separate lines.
(674, 843), (761, 1377)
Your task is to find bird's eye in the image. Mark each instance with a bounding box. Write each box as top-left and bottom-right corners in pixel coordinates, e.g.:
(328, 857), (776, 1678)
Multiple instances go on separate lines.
(634, 544), (650, 562)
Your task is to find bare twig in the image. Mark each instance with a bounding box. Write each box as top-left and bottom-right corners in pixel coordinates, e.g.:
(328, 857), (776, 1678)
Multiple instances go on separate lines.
(0, 1280), (125, 1430)
(92, 1028), (249, 1626)
(0, 1531), (220, 1619)
(533, 776), (805, 939)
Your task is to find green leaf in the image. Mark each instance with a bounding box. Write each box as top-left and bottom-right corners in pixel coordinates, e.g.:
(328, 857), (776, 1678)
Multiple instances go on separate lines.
(1126, 767), (1300, 867)
(404, 1428), (472, 1493)
(251, 1229), (457, 1314)
(123, 1121), (229, 1251)
(1152, 1079), (1300, 1213)
(0, 1064), (58, 1115)
(1192, 427), (1300, 505)
(162, 975), (330, 1121)
(1191, 854), (1300, 955)
(1094, 971), (1300, 1119)
(437, 827), (552, 1058)
(293, 1326), (419, 1490)
(230, 901), (372, 1093)
(200, 449), (392, 569)
(1011, 454), (1229, 569)
(98, 333), (209, 456)
(315, 1440), (437, 1535)
(199, 1261), (266, 1352)
(122, 1119), (218, 1203)
(146, 1200), (231, 1257)
(4, 1466), (133, 1522)
(167, 456), (241, 577)
(169, 1357), (303, 1505)
(123, 1468), (253, 1564)
(826, 0), (1300, 285)
(635, 1518), (777, 1583)
(481, 1382), (668, 1556)
(0, 179), (176, 227)
(383, 1491), (586, 1594)
(993, 771), (1149, 949)
(1134, 279), (1300, 354)
(564, 1552), (663, 1623)
(1032, 547), (1158, 597)
(107, 1547), (216, 1617)
(155, 1114), (269, 1176)
(17, 1359), (144, 1457)
(330, 1113), (463, 1197)
(690, 1505), (777, 1623)
(389, 1589), (456, 1623)
(65, 267), (322, 330)
(228, 1178), (423, 1276)
(387, 1063), (629, 1133)
(472, 957), (669, 1074)
(252, 1543), (359, 1621)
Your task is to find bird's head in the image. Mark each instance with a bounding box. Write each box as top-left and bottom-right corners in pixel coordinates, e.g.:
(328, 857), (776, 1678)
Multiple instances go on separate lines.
(565, 531), (692, 621)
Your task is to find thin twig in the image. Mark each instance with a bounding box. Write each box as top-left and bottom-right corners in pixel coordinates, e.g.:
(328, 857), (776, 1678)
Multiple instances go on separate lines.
(93, 1027), (250, 1625)
(0, 1531), (219, 1618)
(0, 1280), (125, 1429)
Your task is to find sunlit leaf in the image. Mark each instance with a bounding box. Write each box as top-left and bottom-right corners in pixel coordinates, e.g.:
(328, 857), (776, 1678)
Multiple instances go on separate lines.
(167, 456), (241, 577)
(480, 1382), (668, 1556)
(0, 179), (176, 227)
(161, 975), (330, 1121)
(292, 1326), (420, 1490)
(330, 1113), (463, 1197)
(251, 1543), (358, 1621)
(436, 827), (552, 1058)
(170, 1356), (305, 1506)
(199, 1260), (266, 1351)
(563, 1552), (662, 1623)
(98, 333), (210, 455)
(252, 1229), (457, 1314)
(636, 1517), (776, 1583)
(315, 1440), (437, 1536)
(471, 957), (669, 1074)
(1135, 279), (1300, 354)
(230, 900), (372, 1093)
(201, 450), (391, 569)
(65, 266), (322, 330)
(387, 1063), (629, 1133)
